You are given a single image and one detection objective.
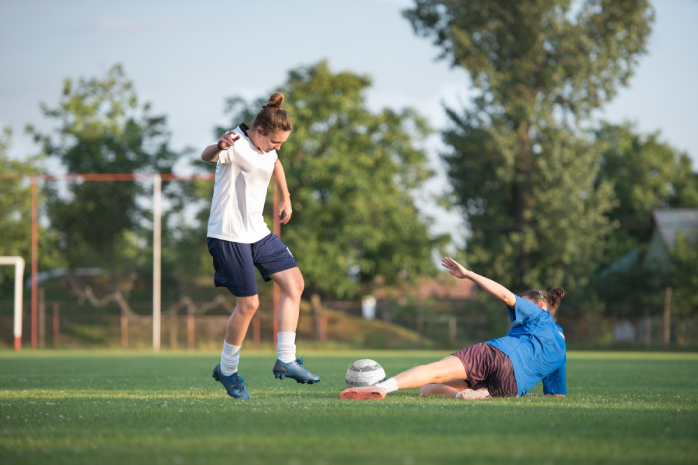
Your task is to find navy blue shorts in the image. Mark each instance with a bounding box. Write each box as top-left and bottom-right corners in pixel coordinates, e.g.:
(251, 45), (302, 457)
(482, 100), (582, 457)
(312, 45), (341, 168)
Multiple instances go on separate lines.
(207, 233), (298, 297)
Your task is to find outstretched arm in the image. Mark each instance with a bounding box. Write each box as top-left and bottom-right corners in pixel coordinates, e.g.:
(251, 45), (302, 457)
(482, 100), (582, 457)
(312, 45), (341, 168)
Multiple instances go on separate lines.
(441, 257), (516, 307)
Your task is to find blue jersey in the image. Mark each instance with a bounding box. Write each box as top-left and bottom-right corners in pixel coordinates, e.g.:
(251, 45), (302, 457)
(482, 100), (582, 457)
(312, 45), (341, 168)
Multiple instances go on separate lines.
(486, 296), (567, 397)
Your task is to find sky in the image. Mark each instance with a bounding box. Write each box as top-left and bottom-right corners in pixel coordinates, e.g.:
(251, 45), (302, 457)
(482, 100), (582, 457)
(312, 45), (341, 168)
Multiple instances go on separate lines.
(1, 0), (697, 244)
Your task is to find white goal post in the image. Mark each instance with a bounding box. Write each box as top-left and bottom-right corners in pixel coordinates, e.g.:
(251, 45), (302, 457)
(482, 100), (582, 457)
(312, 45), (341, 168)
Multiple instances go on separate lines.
(0, 256), (25, 352)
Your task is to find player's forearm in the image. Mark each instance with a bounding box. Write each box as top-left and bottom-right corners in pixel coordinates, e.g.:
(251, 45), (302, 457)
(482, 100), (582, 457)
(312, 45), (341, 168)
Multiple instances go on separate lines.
(465, 271), (516, 307)
(201, 144), (222, 163)
(272, 161), (291, 200)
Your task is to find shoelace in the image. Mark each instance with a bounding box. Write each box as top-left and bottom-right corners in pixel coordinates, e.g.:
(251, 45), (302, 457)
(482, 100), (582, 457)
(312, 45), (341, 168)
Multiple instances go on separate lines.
(293, 356), (311, 372)
(233, 373), (249, 387)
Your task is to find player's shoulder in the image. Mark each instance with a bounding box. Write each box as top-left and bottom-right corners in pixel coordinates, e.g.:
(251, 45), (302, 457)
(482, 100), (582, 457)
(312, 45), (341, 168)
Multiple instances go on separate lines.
(230, 124), (253, 148)
(554, 324), (566, 340)
(513, 295), (539, 312)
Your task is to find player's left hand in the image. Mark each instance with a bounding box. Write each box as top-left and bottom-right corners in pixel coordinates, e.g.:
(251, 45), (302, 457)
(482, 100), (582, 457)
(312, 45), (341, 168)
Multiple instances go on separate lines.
(441, 257), (470, 279)
(278, 198), (292, 224)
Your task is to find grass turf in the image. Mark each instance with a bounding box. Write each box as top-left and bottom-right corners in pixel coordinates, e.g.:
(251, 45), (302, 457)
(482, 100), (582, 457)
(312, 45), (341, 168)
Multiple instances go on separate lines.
(1, 350), (697, 464)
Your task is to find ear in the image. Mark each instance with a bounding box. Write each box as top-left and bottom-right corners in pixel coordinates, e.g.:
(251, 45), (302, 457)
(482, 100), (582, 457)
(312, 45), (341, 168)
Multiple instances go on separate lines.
(537, 302), (546, 310)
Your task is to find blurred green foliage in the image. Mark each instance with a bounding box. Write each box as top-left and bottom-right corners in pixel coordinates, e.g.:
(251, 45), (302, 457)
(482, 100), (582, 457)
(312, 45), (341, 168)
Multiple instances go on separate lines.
(2, 3), (695, 322)
(26, 64), (180, 294)
(670, 233), (698, 316)
(589, 122), (698, 317)
(0, 127), (35, 258)
(0, 128), (37, 295)
(594, 121), (698, 267)
(404, 1), (655, 296)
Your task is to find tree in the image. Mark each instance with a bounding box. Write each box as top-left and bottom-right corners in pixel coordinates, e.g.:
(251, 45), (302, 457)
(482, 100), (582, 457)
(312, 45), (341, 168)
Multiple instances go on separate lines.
(404, 0), (654, 294)
(0, 128), (38, 298)
(594, 121), (698, 266)
(199, 61), (445, 299)
(590, 122), (698, 316)
(0, 129), (67, 303)
(669, 233), (698, 317)
(27, 65), (179, 294)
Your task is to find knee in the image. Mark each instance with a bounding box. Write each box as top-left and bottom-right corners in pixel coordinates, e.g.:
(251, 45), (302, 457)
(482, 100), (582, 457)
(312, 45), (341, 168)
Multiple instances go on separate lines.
(296, 276), (305, 296)
(284, 276), (304, 300)
(419, 385), (434, 397)
(236, 297), (259, 316)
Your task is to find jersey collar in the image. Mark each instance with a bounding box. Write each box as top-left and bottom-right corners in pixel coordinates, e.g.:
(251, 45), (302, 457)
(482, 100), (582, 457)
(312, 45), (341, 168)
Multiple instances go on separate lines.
(238, 123), (263, 154)
(239, 123), (251, 138)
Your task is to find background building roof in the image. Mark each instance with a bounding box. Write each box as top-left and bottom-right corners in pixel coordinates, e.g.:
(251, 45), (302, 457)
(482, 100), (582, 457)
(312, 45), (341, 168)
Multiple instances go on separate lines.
(652, 209), (698, 248)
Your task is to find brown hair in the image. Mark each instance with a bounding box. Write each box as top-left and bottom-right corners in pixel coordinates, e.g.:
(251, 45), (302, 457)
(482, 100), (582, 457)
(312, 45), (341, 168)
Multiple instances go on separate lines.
(251, 92), (293, 135)
(521, 288), (566, 319)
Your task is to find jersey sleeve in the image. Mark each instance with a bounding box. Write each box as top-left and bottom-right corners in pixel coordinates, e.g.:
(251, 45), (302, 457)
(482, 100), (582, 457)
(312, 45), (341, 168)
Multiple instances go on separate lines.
(217, 147), (233, 164)
(542, 358), (567, 395)
(508, 295), (546, 324)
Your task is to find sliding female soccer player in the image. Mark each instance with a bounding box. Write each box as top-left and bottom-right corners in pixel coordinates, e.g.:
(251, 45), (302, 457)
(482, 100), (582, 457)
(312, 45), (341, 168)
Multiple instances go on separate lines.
(202, 93), (319, 399)
(340, 257), (567, 400)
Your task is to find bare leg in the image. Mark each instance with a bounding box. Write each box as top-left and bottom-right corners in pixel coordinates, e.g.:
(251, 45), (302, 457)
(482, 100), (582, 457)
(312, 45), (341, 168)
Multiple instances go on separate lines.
(224, 295), (260, 346)
(340, 357), (469, 401)
(393, 355), (468, 390)
(420, 379), (490, 399)
(269, 267), (305, 333)
(419, 384), (462, 398)
(419, 380), (469, 398)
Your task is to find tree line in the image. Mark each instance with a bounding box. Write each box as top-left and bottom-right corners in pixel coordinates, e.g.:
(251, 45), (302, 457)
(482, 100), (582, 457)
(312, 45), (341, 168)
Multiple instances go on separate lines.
(1, 0), (696, 318)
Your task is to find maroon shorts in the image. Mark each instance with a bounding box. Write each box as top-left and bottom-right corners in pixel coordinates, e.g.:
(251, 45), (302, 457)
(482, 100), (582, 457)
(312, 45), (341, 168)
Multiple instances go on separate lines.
(452, 342), (518, 398)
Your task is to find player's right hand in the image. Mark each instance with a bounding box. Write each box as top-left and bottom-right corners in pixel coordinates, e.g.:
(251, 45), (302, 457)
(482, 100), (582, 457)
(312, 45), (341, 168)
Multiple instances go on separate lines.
(218, 131), (241, 150)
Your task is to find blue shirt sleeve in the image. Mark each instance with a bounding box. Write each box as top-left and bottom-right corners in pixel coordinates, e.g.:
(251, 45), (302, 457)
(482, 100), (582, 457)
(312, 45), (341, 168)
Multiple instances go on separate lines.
(507, 295), (546, 325)
(542, 357), (567, 395)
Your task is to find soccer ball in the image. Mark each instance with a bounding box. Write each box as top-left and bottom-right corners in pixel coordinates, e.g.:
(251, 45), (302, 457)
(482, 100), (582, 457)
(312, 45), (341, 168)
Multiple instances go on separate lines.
(345, 359), (386, 388)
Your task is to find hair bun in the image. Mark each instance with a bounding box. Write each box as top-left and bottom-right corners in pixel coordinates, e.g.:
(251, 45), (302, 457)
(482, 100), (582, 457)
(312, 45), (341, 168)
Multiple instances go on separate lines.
(264, 92), (284, 108)
(551, 288), (566, 299)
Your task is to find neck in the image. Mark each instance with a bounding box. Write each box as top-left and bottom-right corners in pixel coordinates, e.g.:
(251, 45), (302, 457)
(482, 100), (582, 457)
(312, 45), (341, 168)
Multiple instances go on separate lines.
(246, 126), (262, 151)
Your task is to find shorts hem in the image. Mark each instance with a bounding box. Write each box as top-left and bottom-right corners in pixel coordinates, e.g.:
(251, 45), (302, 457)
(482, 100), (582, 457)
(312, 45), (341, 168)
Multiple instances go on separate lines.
(261, 263), (298, 282)
(227, 289), (259, 298)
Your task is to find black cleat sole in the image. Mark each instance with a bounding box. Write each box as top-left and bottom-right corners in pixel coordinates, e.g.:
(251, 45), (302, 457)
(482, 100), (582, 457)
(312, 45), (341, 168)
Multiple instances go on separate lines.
(274, 372), (319, 384)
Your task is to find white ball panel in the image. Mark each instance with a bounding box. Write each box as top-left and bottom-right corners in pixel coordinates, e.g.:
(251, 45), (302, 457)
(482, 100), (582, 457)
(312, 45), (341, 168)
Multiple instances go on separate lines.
(345, 359), (386, 388)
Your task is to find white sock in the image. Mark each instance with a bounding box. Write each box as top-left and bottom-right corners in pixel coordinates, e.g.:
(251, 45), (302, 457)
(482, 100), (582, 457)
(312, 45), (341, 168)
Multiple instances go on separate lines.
(374, 377), (398, 393)
(276, 332), (296, 363)
(220, 341), (242, 376)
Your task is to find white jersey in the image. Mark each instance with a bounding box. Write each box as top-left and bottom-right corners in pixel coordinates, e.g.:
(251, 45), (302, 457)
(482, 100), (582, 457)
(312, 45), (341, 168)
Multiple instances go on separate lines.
(207, 124), (278, 244)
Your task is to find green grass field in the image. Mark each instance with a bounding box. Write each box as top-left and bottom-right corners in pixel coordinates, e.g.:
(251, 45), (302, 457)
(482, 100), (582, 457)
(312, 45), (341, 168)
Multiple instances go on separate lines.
(1, 351), (697, 465)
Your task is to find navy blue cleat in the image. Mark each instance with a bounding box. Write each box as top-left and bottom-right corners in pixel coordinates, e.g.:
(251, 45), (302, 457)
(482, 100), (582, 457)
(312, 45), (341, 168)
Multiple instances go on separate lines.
(273, 356), (320, 384)
(212, 363), (250, 399)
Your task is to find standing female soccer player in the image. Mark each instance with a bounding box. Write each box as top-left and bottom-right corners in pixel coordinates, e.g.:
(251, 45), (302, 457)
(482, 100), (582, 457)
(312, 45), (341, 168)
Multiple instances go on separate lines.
(341, 257), (567, 400)
(202, 93), (319, 400)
